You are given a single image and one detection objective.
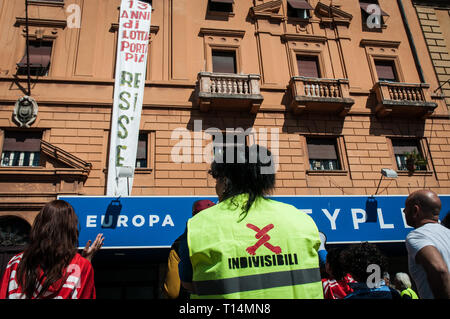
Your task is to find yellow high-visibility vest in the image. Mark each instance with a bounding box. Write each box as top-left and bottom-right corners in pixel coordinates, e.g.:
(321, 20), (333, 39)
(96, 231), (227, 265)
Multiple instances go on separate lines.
(187, 194), (324, 299)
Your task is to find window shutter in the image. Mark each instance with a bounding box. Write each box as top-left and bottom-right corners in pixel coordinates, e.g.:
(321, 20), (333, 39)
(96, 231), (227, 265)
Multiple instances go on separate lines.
(287, 0), (313, 10)
(297, 56), (320, 78)
(307, 139), (338, 160)
(2, 138), (41, 152)
(375, 60), (397, 81)
(212, 51), (236, 74)
(392, 140), (420, 155)
(17, 42), (52, 68)
(2, 132), (41, 152)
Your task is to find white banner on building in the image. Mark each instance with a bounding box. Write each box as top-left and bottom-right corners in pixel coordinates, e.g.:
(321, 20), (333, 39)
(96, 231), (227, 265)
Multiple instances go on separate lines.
(107, 0), (152, 196)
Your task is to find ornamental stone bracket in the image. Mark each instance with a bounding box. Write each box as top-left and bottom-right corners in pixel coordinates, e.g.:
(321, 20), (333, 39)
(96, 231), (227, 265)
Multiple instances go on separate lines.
(13, 95), (38, 128)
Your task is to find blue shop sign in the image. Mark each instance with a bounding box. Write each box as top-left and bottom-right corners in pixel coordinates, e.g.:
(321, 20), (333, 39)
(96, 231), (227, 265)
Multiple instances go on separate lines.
(59, 195), (450, 248)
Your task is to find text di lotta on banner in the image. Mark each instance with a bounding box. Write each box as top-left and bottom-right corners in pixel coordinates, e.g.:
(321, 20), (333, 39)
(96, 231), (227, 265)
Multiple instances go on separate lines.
(107, 0), (152, 197)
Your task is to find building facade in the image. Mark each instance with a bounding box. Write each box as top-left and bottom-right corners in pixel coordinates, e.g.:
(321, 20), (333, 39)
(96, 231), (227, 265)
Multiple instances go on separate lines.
(413, 0), (450, 108)
(0, 0), (449, 298)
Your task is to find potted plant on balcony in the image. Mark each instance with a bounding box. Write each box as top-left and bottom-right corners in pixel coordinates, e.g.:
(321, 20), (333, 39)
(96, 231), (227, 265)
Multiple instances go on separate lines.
(404, 150), (427, 173)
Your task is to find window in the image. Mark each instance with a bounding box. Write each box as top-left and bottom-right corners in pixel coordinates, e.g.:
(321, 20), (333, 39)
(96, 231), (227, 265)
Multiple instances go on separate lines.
(287, 0), (313, 19)
(135, 133), (148, 168)
(392, 139), (427, 171)
(359, 0), (389, 31)
(297, 55), (320, 78)
(208, 0), (233, 13)
(1, 131), (42, 167)
(375, 59), (398, 82)
(212, 50), (237, 74)
(17, 41), (52, 77)
(307, 137), (341, 171)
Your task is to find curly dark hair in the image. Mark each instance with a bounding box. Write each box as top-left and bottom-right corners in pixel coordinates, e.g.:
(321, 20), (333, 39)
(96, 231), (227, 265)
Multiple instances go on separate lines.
(340, 242), (388, 282)
(208, 144), (276, 220)
(326, 248), (345, 280)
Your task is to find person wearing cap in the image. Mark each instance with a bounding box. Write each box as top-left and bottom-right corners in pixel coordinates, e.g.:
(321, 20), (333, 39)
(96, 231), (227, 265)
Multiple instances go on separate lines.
(178, 144), (324, 299)
(161, 199), (215, 299)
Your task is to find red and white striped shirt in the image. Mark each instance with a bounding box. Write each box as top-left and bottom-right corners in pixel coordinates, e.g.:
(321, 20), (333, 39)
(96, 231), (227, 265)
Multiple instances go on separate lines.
(0, 253), (96, 299)
(322, 274), (356, 299)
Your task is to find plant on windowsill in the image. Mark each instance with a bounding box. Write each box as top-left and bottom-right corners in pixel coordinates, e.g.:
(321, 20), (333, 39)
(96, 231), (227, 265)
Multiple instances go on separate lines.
(404, 150), (427, 173)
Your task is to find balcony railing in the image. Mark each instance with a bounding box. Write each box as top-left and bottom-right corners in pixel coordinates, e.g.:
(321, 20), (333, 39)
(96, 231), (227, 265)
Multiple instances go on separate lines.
(372, 81), (437, 118)
(197, 72), (263, 113)
(288, 76), (354, 116)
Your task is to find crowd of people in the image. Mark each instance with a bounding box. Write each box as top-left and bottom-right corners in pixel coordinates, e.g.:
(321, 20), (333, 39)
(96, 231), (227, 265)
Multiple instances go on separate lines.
(0, 144), (449, 299)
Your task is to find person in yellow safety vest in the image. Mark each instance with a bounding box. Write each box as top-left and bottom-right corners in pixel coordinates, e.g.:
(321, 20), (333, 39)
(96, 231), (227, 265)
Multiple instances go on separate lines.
(178, 144), (324, 299)
(393, 272), (419, 299)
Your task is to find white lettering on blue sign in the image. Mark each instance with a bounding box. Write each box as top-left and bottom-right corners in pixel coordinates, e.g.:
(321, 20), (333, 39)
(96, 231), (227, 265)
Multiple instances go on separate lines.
(351, 208), (367, 230)
(377, 208), (394, 229)
(85, 214), (174, 228)
(300, 207), (408, 231)
(321, 208), (340, 230)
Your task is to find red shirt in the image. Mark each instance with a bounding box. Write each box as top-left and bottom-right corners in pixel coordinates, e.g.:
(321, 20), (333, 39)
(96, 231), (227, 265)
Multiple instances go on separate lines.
(0, 253), (96, 299)
(322, 274), (355, 299)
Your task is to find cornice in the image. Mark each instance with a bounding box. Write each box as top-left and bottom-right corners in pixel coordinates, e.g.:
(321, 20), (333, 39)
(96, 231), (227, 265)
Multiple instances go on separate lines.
(360, 39), (401, 48)
(14, 17), (67, 29)
(199, 28), (245, 38)
(281, 34), (327, 43)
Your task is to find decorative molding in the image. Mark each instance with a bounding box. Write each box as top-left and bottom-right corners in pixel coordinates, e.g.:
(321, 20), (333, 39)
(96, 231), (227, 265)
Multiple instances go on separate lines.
(360, 39), (401, 48)
(199, 28), (245, 38)
(315, 2), (353, 22)
(13, 96), (38, 128)
(28, 0), (65, 7)
(282, 34), (327, 43)
(14, 17), (67, 29)
(40, 140), (92, 173)
(250, 0), (284, 21)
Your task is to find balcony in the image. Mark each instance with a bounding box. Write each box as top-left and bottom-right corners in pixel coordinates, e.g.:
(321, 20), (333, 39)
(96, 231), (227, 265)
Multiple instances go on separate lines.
(196, 72), (264, 114)
(372, 81), (437, 118)
(288, 77), (354, 116)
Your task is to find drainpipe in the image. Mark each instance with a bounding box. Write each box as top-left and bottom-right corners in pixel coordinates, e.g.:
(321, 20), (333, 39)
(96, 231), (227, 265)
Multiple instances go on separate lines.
(397, 0), (426, 83)
(25, 0), (31, 95)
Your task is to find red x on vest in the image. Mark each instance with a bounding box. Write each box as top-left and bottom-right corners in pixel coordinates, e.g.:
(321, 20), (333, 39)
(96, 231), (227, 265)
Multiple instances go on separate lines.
(246, 223), (282, 255)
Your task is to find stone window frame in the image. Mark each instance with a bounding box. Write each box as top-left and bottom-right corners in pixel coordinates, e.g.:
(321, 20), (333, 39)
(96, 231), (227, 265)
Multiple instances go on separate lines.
(360, 39), (404, 85)
(283, 34), (329, 79)
(199, 28), (245, 74)
(302, 134), (349, 176)
(13, 18), (66, 77)
(387, 136), (434, 176)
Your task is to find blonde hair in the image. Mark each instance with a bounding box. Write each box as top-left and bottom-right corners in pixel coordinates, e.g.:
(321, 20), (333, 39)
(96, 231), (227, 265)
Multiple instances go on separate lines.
(395, 272), (412, 290)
